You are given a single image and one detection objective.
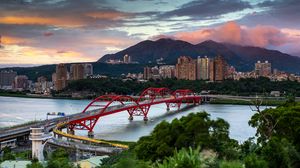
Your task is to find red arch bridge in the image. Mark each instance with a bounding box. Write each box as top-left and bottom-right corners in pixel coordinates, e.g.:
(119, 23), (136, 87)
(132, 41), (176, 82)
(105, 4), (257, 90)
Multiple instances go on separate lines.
(65, 87), (202, 137)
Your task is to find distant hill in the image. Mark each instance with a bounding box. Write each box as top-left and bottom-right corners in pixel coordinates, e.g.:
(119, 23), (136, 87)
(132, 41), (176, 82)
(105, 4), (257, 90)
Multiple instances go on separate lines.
(98, 38), (300, 73)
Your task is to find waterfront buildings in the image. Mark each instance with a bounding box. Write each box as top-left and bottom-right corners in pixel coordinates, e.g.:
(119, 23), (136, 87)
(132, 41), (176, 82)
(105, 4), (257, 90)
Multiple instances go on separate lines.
(70, 64), (85, 80)
(84, 64), (93, 78)
(143, 66), (152, 80)
(13, 75), (29, 91)
(33, 76), (53, 94)
(255, 61), (272, 77)
(175, 56), (196, 80)
(0, 70), (17, 89)
(196, 56), (210, 80)
(55, 64), (68, 91)
(70, 63), (94, 80)
(214, 55), (228, 81)
(159, 65), (175, 79)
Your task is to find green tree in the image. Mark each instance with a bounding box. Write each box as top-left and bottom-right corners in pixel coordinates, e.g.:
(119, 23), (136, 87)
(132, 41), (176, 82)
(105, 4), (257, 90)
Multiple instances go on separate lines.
(26, 158), (44, 168)
(260, 137), (300, 168)
(1, 147), (15, 161)
(46, 148), (75, 168)
(244, 153), (268, 168)
(134, 112), (239, 162)
(155, 147), (216, 168)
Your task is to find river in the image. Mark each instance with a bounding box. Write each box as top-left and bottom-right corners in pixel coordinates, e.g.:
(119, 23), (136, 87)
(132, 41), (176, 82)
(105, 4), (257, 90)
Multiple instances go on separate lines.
(0, 96), (270, 143)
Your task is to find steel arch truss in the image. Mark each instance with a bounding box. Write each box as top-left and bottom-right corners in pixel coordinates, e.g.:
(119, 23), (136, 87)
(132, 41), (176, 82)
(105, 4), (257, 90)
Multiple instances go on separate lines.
(68, 87), (201, 132)
(70, 95), (144, 132)
(172, 89), (195, 98)
(138, 87), (171, 102)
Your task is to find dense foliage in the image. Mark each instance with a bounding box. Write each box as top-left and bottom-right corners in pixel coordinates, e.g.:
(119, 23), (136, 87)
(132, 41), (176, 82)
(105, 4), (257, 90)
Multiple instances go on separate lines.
(64, 77), (300, 96)
(26, 148), (75, 168)
(134, 112), (238, 161)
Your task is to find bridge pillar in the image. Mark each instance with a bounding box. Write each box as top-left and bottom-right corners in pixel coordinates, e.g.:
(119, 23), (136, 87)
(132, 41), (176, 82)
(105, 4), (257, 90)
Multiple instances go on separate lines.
(143, 116), (148, 122)
(88, 131), (94, 138)
(128, 115), (134, 121)
(29, 127), (51, 162)
(166, 103), (170, 111)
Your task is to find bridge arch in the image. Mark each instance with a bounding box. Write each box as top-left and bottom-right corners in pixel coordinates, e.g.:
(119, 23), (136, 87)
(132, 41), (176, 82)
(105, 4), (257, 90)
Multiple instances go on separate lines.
(172, 89), (195, 98)
(70, 95), (143, 132)
(138, 87), (171, 102)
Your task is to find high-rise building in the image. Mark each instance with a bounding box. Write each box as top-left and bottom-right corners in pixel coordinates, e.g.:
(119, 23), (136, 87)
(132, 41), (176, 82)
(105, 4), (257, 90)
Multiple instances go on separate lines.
(209, 55), (228, 81)
(123, 54), (131, 63)
(70, 64), (84, 80)
(55, 64), (68, 91)
(143, 66), (152, 80)
(255, 61), (272, 77)
(159, 65), (175, 79)
(196, 56), (210, 80)
(84, 64), (93, 78)
(13, 75), (29, 91)
(214, 55), (228, 81)
(209, 59), (215, 81)
(175, 56), (196, 80)
(0, 70), (17, 89)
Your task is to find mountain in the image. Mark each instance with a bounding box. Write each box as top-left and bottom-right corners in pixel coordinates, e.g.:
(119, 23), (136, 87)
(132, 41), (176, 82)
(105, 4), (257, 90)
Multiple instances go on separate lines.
(98, 38), (300, 73)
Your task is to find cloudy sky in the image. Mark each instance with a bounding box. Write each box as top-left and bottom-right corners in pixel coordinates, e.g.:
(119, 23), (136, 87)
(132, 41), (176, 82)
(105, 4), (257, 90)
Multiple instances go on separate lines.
(0, 0), (300, 67)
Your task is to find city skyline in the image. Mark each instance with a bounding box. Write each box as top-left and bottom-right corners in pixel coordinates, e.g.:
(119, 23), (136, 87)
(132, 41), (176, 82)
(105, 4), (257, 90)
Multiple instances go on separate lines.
(0, 0), (300, 67)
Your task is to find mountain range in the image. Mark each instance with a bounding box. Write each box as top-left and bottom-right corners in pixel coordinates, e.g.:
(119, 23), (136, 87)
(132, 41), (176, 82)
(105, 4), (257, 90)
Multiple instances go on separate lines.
(99, 39), (300, 74)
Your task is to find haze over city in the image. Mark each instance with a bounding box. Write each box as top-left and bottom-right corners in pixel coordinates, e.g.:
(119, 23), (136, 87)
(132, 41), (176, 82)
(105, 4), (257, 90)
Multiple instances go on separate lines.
(0, 0), (300, 67)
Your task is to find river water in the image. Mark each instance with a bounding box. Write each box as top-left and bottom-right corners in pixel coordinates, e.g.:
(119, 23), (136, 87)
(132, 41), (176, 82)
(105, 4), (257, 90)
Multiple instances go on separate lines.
(0, 96), (268, 143)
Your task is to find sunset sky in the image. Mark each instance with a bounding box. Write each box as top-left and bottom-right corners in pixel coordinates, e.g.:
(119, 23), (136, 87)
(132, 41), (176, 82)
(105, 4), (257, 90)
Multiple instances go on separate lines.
(0, 0), (300, 67)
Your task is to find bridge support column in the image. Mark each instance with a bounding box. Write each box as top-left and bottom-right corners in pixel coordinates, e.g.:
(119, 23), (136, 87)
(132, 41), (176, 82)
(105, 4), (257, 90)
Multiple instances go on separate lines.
(128, 115), (134, 121)
(88, 131), (94, 138)
(166, 103), (170, 111)
(143, 116), (148, 122)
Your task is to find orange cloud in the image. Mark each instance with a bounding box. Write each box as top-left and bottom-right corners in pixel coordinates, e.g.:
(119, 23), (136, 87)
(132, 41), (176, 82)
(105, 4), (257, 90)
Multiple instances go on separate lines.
(0, 16), (85, 28)
(0, 36), (33, 45)
(171, 21), (294, 48)
(0, 45), (94, 64)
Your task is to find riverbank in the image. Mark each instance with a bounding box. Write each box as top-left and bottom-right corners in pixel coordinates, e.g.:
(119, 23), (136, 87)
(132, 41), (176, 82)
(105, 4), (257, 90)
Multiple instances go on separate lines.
(209, 98), (286, 106)
(0, 92), (289, 106)
(0, 92), (89, 100)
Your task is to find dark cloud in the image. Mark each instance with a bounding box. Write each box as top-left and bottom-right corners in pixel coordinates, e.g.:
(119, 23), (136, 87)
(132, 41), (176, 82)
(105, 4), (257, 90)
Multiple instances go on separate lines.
(0, 0), (134, 28)
(240, 0), (300, 28)
(160, 0), (251, 19)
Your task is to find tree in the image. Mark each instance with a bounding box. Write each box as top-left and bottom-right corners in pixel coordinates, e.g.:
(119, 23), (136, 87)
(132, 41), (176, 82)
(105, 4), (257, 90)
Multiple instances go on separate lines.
(26, 158), (44, 168)
(46, 148), (75, 168)
(260, 137), (300, 168)
(155, 147), (217, 168)
(244, 153), (268, 168)
(1, 147), (15, 161)
(249, 102), (300, 149)
(134, 112), (239, 161)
